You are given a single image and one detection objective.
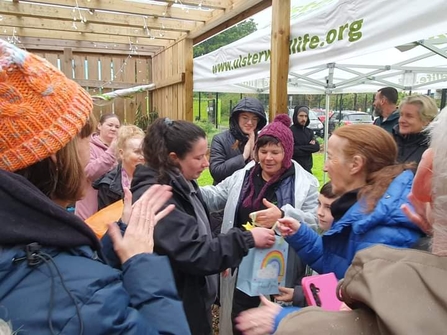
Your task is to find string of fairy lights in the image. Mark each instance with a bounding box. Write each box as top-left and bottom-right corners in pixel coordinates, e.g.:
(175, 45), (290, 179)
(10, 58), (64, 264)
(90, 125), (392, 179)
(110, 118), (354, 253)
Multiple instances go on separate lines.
(1, 1), (205, 91)
(2, 0), (206, 45)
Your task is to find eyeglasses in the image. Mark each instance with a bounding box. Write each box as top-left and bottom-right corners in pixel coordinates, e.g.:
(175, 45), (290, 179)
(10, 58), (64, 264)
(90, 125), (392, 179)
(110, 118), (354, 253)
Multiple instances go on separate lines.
(240, 115), (259, 123)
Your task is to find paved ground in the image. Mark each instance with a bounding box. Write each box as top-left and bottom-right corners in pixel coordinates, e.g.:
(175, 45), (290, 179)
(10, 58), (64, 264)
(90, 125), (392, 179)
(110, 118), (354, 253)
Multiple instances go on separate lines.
(212, 305), (220, 334)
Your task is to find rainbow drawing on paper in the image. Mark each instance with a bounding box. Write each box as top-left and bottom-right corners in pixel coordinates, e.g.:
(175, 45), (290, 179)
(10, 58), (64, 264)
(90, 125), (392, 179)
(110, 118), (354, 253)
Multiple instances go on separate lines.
(261, 250), (285, 283)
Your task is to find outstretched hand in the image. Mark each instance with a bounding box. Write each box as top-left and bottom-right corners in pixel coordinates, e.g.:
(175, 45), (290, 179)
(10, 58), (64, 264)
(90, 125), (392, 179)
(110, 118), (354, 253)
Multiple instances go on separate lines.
(235, 295), (281, 335)
(401, 192), (432, 234)
(401, 148), (433, 234)
(277, 217), (301, 237)
(108, 185), (175, 264)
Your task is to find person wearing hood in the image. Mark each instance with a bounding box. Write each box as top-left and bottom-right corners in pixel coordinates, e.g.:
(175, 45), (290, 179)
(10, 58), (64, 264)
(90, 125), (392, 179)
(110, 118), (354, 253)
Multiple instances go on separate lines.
(290, 105), (320, 173)
(393, 95), (437, 166)
(0, 40), (189, 334)
(209, 97), (267, 185)
(129, 117), (276, 335)
(208, 97), (268, 235)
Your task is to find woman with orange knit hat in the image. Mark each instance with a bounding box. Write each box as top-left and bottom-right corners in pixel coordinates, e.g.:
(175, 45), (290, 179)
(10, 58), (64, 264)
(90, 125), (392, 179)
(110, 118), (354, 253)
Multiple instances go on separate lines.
(0, 40), (189, 334)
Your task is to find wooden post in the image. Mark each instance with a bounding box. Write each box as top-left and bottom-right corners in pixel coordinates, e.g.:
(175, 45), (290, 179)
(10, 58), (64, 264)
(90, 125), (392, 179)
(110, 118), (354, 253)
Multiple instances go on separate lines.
(183, 38), (194, 122)
(269, 0), (291, 120)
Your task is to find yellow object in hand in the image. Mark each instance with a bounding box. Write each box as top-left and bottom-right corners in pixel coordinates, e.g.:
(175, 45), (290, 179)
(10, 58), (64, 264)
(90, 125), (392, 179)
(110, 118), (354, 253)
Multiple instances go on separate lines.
(242, 221), (255, 231)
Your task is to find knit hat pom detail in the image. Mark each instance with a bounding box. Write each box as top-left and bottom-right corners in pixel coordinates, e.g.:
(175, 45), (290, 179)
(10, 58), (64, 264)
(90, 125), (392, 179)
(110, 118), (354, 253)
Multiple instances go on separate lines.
(273, 114), (291, 128)
(0, 39), (93, 172)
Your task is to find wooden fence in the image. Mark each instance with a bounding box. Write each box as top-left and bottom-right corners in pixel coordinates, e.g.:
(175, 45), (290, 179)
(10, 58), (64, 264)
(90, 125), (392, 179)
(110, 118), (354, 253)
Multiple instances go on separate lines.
(32, 38), (193, 124)
(31, 50), (152, 125)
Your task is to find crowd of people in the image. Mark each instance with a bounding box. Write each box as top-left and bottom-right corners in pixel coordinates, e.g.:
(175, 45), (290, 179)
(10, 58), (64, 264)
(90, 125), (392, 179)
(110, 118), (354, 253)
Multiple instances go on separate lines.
(1, 39), (447, 335)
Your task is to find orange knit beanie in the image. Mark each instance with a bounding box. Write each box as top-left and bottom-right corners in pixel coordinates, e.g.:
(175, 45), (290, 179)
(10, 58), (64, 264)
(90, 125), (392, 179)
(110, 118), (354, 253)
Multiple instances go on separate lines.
(0, 40), (93, 172)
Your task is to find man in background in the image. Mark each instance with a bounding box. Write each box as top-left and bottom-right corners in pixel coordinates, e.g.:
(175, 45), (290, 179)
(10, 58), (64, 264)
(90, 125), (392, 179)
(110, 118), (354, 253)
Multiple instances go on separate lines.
(373, 86), (399, 133)
(290, 105), (320, 174)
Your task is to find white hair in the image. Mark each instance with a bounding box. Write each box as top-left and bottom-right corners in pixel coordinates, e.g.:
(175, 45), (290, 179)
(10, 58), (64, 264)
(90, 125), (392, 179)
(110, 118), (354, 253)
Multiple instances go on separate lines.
(428, 107), (447, 254)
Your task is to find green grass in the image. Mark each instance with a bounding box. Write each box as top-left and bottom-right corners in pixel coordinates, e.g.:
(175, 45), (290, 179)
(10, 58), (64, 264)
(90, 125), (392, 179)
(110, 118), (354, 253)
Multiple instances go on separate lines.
(198, 168), (214, 186)
(198, 152), (326, 187)
(312, 153), (325, 186)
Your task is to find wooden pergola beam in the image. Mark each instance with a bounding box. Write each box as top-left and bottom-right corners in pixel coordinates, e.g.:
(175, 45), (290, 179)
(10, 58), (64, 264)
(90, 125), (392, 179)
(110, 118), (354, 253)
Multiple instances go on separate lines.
(151, 0), (230, 10)
(0, 14), (185, 41)
(193, 0), (272, 44)
(1, 0), (276, 59)
(188, 0), (270, 40)
(22, 0), (214, 21)
(0, 36), (158, 55)
(269, 0), (290, 119)
(25, 46), (155, 56)
(0, 2), (200, 32)
(4, 27), (171, 47)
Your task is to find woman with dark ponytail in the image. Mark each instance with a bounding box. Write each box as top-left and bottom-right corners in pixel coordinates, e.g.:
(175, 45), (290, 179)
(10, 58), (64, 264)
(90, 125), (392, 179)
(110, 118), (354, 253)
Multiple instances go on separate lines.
(131, 117), (276, 335)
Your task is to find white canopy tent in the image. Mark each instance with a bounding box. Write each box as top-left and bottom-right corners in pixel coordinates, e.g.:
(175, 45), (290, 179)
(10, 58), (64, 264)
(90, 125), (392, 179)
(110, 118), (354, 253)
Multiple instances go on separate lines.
(193, 0), (447, 95)
(193, 0), (447, 174)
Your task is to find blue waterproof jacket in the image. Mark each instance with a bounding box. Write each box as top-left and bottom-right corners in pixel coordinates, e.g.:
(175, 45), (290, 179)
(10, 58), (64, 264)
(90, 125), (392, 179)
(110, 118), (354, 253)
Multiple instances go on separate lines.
(0, 169), (190, 335)
(286, 170), (424, 279)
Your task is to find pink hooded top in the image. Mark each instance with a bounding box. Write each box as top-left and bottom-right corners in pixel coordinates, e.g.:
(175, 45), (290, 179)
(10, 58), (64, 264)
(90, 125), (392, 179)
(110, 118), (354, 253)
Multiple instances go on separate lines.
(75, 133), (117, 220)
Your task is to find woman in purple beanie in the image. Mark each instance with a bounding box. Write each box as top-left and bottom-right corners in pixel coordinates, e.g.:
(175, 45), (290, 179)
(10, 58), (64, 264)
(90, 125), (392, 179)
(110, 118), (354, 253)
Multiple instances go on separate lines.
(201, 114), (319, 335)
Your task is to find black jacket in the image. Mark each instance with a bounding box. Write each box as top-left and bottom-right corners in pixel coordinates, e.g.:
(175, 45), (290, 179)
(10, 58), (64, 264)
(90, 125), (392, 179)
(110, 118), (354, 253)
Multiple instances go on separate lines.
(290, 106), (320, 173)
(393, 126), (429, 166)
(210, 97), (267, 184)
(209, 130), (246, 185)
(131, 164), (255, 335)
(374, 110), (399, 134)
(93, 164), (124, 210)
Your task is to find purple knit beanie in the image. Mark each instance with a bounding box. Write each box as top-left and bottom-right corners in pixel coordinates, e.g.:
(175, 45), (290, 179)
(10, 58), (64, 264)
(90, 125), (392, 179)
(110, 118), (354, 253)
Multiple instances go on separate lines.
(256, 114), (293, 169)
(242, 114), (294, 210)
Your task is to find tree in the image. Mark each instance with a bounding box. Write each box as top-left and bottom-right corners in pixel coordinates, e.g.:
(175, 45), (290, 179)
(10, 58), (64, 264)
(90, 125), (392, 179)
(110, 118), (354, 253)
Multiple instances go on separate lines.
(193, 19), (257, 58)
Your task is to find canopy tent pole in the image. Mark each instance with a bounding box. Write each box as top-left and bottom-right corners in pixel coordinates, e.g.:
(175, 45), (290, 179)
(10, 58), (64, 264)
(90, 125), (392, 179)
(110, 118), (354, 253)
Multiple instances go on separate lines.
(416, 40), (447, 60)
(323, 63), (335, 184)
(269, 0), (290, 119)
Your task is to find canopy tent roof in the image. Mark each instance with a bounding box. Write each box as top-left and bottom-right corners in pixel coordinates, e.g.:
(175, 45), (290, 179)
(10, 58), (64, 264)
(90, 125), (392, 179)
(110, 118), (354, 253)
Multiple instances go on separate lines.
(193, 0), (447, 94)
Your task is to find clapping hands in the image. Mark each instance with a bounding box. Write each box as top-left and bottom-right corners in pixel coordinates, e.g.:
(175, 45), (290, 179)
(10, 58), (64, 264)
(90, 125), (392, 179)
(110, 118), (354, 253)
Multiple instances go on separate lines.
(108, 185), (175, 264)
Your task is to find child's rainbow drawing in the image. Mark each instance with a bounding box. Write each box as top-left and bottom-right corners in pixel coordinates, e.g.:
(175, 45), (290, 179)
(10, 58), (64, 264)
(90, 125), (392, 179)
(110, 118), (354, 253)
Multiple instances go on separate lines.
(261, 250), (285, 283)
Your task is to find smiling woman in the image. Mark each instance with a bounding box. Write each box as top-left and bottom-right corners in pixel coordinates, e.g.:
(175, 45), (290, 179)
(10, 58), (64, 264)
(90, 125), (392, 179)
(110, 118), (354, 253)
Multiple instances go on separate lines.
(75, 113), (121, 220)
(129, 117), (276, 335)
(93, 125), (145, 210)
(200, 114), (319, 335)
(393, 95), (438, 166)
(209, 97), (267, 185)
